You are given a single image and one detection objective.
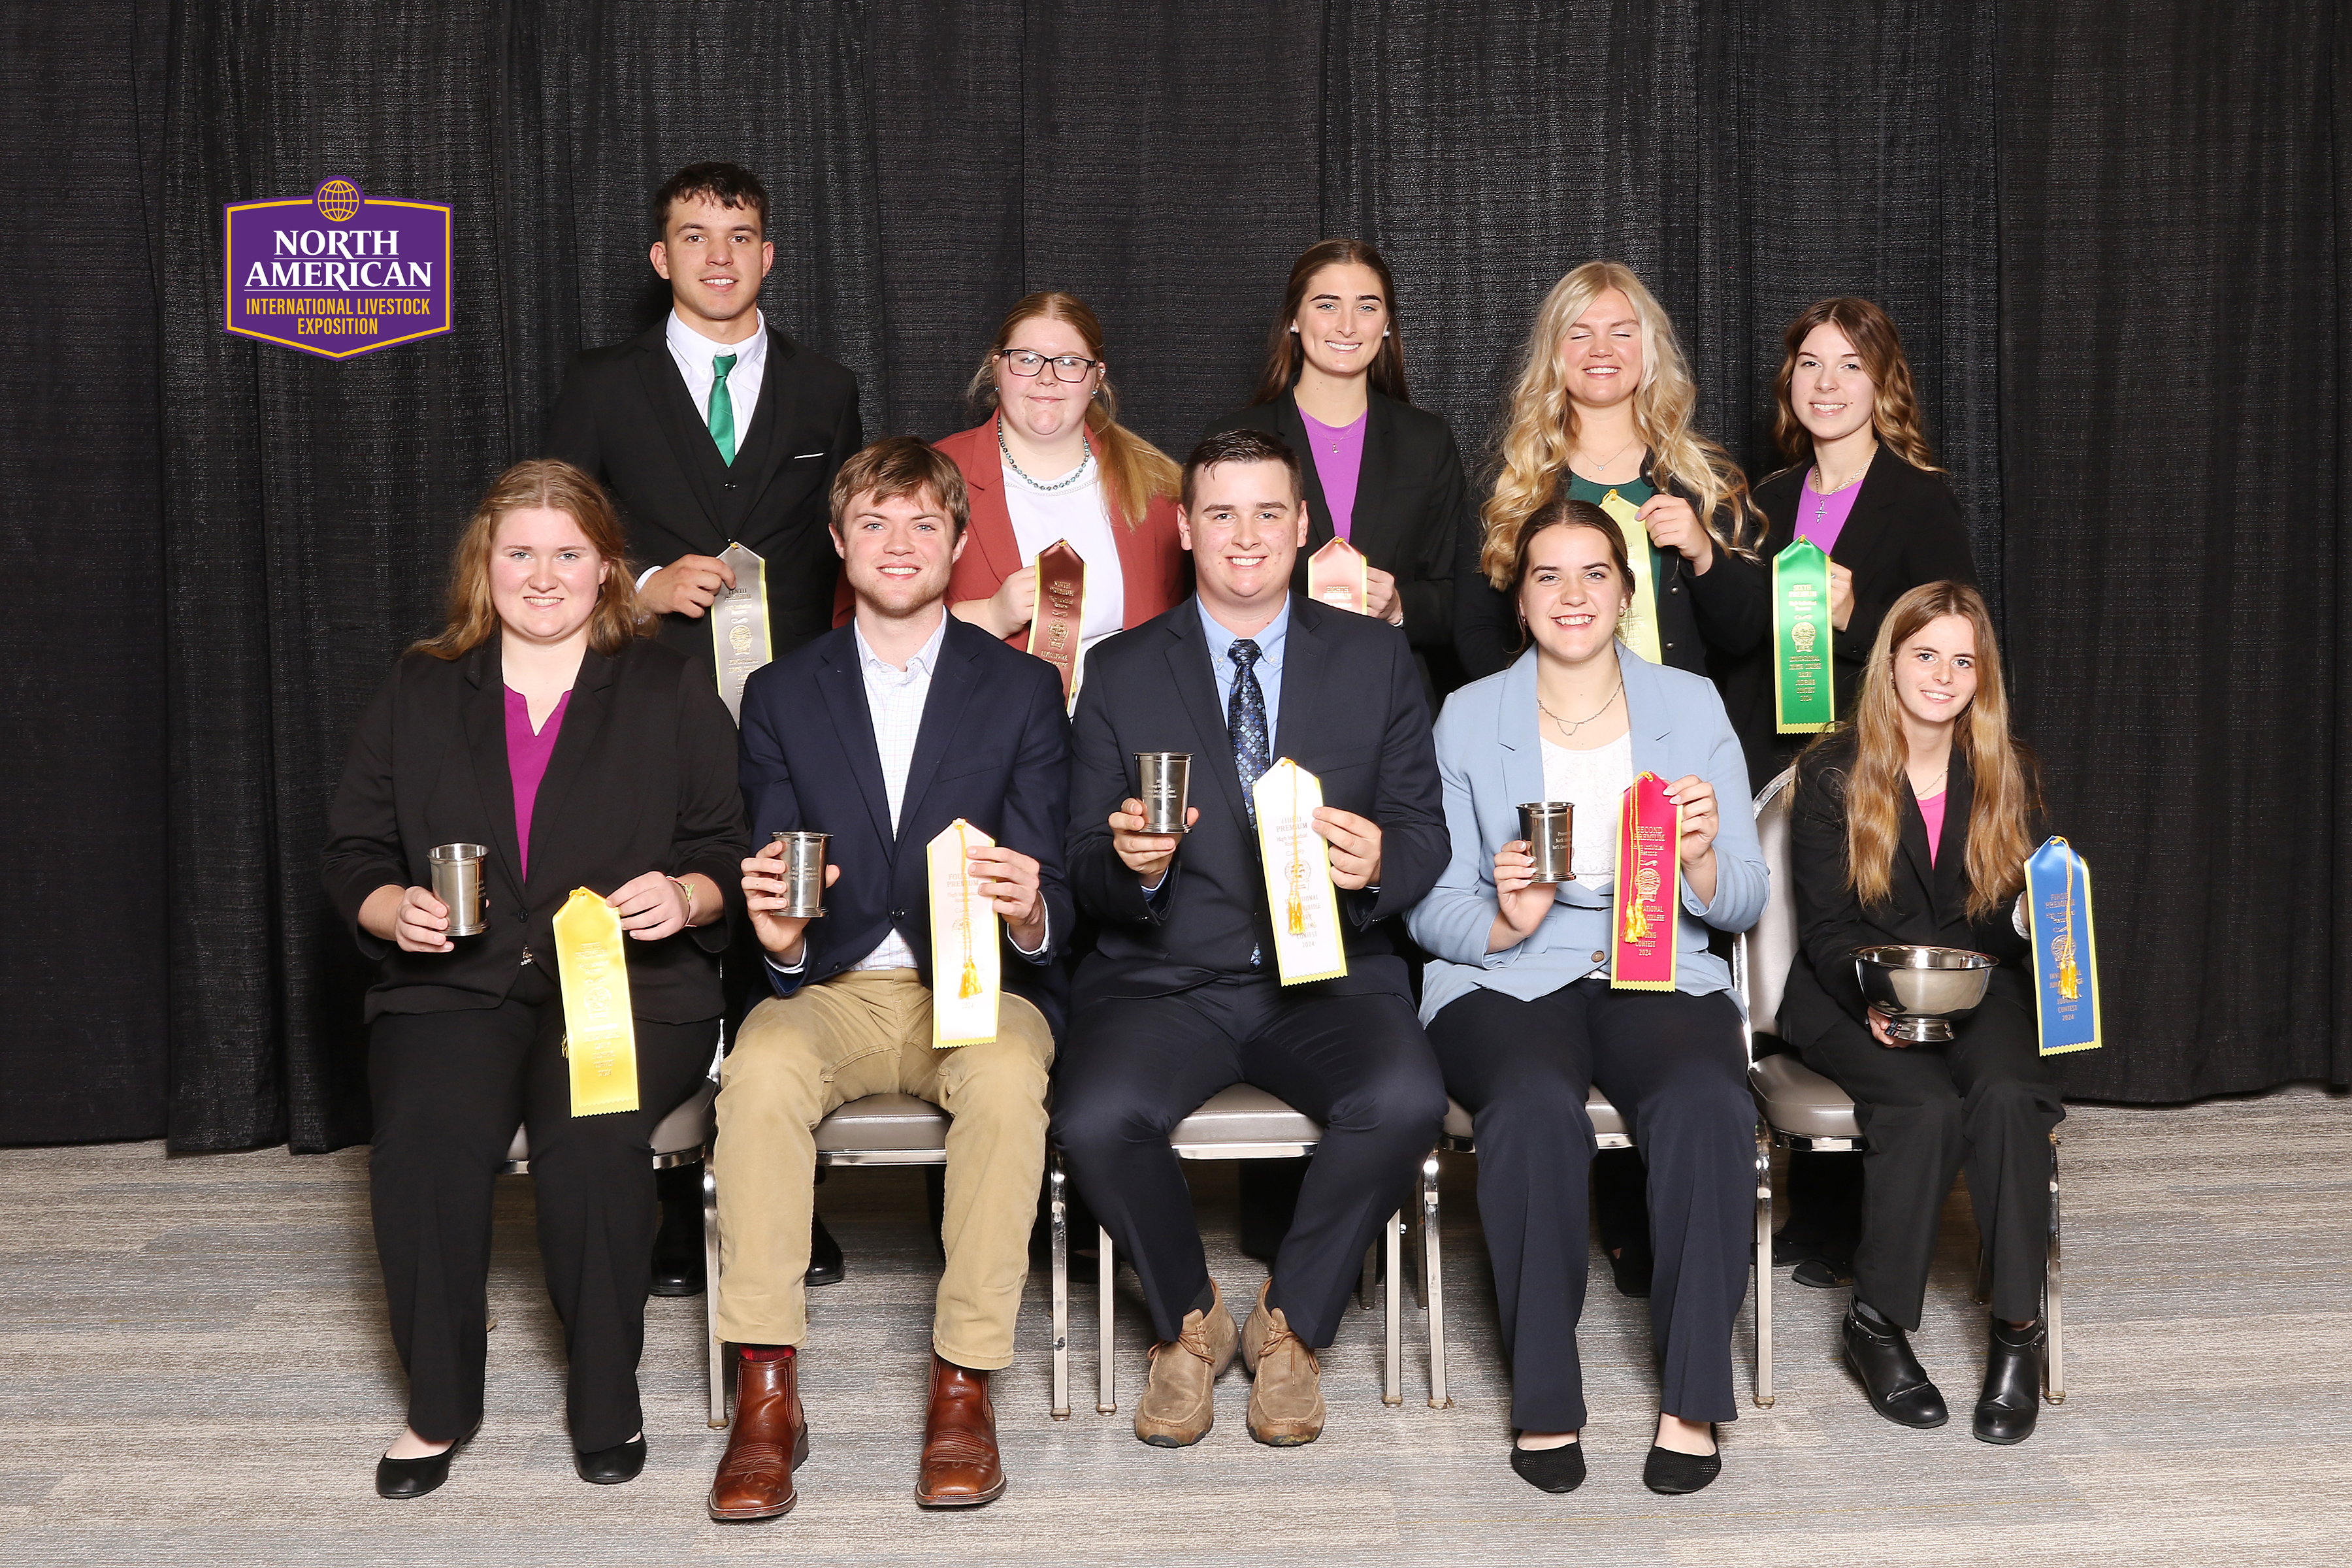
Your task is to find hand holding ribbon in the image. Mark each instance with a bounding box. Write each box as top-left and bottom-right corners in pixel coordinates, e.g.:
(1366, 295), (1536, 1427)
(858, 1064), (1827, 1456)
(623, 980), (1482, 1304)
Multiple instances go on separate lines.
(1659, 773), (1718, 906)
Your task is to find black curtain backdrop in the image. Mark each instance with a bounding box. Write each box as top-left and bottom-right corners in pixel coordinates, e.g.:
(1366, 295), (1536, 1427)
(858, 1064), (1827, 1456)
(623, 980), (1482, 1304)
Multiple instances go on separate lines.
(0, 1), (2341, 1149)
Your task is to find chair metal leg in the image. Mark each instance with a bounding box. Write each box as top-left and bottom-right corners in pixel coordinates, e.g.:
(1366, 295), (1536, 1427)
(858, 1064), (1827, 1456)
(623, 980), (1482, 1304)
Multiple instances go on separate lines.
(2044, 1130), (2066, 1404)
(1421, 1151), (1450, 1409)
(1753, 1124), (1775, 1408)
(1382, 1209), (1403, 1407)
(703, 1161), (728, 1429)
(1050, 1154), (1071, 1420)
(1097, 1225), (1117, 1415)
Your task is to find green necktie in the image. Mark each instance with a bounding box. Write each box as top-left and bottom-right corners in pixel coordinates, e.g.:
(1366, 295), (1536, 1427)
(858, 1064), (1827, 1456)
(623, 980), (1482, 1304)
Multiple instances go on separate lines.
(708, 352), (738, 466)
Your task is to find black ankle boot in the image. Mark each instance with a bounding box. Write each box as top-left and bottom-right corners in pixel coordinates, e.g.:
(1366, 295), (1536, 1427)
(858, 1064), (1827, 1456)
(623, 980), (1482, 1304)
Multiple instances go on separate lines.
(1974, 1319), (2043, 1445)
(1842, 1309), (1948, 1429)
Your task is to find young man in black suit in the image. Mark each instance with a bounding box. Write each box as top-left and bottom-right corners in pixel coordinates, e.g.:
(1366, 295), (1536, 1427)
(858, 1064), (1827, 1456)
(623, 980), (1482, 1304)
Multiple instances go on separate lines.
(1052, 428), (1448, 1450)
(706, 438), (1071, 1520)
(546, 161), (863, 1295)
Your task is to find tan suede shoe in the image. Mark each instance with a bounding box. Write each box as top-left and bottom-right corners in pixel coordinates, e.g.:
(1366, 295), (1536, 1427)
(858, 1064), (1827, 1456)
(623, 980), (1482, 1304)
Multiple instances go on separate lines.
(1134, 1279), (1238, 1448)
(1241, 1278), (1326, 1446)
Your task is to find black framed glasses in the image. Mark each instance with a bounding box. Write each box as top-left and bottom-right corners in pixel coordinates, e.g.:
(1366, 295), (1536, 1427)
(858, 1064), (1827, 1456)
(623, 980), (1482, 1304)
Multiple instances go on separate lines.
(996, 349), (1101, 382)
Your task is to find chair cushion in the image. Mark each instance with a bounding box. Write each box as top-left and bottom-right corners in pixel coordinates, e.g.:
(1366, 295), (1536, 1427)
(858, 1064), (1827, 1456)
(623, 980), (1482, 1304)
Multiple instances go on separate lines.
(1750, 1054), (1861, 1140)
(1170, 1085), (1322, 1150)
(1439, 1090), (1625, 1144)
(813, 1092), (952, 1153)
(505, 1078), (719, 1166)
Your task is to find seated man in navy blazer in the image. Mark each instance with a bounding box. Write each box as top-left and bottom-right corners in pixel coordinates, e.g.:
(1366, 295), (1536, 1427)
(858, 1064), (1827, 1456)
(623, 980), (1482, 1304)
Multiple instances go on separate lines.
(709, 438), (1071, 1520)
(1053, 428), (1448, 1450)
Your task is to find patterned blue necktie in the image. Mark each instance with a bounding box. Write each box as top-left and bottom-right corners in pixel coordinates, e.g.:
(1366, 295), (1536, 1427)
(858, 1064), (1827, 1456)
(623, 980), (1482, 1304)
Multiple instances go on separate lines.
(1228, 638), (1270, 825)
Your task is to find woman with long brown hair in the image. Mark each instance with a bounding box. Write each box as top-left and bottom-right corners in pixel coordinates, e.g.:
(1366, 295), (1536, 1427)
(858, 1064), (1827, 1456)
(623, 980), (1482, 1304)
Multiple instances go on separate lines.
(324, 459), (747, 1496)
(1203, 238), (1473, 698)
(924, 291), (1184, 675)
(1780, 581), (2061, 1447)
(1454, 261), (1765, 687)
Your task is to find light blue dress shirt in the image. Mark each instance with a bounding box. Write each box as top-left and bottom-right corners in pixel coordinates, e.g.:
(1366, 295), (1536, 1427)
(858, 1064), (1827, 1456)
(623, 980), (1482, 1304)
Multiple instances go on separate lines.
(1196, 595), (1292, 754)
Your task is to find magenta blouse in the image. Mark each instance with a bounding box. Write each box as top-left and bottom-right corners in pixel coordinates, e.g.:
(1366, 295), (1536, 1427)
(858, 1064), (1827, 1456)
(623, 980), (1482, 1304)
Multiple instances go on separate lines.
(1917, 788), (1948, 866)
(1300, 405), (1368, 540)
(504, 685), (572, 879)
(1795, 467), (1865, 555)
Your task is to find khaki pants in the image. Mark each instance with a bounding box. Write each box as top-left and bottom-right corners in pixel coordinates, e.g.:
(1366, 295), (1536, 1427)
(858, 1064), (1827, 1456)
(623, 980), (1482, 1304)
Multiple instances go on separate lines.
(713, 969), (1054, 1369)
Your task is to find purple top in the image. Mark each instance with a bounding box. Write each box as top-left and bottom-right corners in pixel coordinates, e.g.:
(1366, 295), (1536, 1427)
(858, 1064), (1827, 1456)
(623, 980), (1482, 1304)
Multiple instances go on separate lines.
(504, 685), (572, 879)
(1795, 467), (1866, 555)
(1300, 404), (1369, 541)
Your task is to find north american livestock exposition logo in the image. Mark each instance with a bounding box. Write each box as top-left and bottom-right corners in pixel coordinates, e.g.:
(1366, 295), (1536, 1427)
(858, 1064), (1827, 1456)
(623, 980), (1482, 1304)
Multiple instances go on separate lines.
(223, 178), (451, 359)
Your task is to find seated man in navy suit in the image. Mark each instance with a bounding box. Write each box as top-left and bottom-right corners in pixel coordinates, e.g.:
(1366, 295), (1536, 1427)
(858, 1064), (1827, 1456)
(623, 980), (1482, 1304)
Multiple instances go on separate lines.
(709, 438), (1071, 1520)
(1053, 428), (1448, 1450)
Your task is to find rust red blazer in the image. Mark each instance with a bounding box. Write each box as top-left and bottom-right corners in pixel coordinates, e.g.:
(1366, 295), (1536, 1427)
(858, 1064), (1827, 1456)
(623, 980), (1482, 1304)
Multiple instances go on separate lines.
(832, 414), (1188, 644)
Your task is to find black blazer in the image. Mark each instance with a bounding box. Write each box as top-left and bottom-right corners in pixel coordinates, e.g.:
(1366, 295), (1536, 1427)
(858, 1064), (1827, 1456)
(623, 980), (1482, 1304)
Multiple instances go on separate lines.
(1201, 390), (1470, 693)
(1452, 451), (1767, 686)
(323, 638), (748, 1025)
(1066, 595), (1448, 1005)
(1779, 732), (2037, 1051)
(545, 322), (863, 671)
(1717, 448), (1980, 791)
(737, 616), (1075, 1037)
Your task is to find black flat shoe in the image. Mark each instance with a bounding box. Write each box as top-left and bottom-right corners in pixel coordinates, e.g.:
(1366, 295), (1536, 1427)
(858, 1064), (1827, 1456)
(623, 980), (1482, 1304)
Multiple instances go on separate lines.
(1974, 1319), (2044, 1445)
(806, 1212), (845, 1288)
(1609, 1246), (1654, 1299)
(1791, 1254), (1854, 1289)
(1642, 1428), (1720, 1495)
(575, 1435), (647, 1484)
(375, 1426), (474, 1500)
(1509, 1440), (1586, 1494)
(1842, 1310), (1948, 1429)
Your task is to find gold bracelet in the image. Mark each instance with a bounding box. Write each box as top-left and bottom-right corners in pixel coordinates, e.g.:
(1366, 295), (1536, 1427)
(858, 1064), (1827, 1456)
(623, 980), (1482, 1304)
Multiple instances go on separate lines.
(669, 875), (696, 921)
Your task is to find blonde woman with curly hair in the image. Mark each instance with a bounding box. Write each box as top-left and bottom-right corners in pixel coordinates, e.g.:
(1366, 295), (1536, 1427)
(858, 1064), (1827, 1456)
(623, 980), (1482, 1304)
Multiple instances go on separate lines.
(1454, 261), (1765, 691)
(1781, 581), (2059, 1448)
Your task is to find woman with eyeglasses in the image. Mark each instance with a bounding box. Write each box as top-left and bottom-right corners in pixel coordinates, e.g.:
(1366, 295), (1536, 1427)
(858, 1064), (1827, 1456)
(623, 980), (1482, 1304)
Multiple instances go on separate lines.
(1201, 238), (1473, 700)
(930, 292), (1184, 670)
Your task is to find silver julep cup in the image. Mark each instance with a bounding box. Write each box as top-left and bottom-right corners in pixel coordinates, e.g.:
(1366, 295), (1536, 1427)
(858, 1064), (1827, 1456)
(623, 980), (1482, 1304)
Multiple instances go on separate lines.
(1136, 751), (1193, 836)
(428, 843), (489, 937)
(772, 831), (830, 919)
(1518, 802), (1575, 883)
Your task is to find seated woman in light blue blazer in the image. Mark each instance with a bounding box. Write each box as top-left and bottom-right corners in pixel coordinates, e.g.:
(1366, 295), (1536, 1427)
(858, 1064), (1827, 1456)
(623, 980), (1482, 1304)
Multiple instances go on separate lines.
(1408, 498), (1765, 1500)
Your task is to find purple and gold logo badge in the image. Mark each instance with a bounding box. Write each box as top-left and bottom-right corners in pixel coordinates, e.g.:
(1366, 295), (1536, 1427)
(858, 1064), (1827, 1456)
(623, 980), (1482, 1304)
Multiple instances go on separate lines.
(223, 178), (451, 359)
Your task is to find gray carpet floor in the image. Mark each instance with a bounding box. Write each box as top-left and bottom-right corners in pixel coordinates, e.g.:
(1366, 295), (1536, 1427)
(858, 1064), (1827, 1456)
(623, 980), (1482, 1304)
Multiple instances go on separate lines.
(2, 1084), (2346, 1567)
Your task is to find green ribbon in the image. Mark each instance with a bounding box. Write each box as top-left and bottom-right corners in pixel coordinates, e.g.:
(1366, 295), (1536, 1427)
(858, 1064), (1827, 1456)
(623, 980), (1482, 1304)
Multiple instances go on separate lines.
(1772, 538), (1834, 733)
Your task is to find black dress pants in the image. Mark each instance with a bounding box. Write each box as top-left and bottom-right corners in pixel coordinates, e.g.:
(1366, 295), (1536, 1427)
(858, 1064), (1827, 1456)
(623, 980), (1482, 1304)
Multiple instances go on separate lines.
(368, 962), (717, 1449)
(1429, 979), (1753, 1430)
(1052, 979), (1446, 1348)
(1801, 991), (2061, 1329)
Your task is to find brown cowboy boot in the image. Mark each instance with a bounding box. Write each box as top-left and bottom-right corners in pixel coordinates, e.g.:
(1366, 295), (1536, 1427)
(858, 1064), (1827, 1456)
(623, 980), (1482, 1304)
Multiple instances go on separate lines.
(1241, 1278), (1326, 1446)
(1133, 1279), (1239, 1447)
(915, 1354), (1007, 1507)
(706, 1349), (810, 1521)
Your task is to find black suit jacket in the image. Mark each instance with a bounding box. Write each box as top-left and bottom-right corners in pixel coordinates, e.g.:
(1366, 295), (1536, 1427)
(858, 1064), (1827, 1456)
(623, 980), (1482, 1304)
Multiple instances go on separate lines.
(323, 638), (749, 1024)
(1779, 732), (2037, 1051)
(1201, 390), (1470, 694)
(737, 615), (1075, 1037)
(1716, 449), (1981, 790)
(1452, 451), (1767, 688)
(545, 321), (862, 671)
(1066, 595), (1447, 1005)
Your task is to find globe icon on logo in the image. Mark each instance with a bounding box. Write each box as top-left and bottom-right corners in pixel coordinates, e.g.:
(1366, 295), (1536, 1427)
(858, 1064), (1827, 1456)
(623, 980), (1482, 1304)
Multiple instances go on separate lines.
(314, 179), (363, 222)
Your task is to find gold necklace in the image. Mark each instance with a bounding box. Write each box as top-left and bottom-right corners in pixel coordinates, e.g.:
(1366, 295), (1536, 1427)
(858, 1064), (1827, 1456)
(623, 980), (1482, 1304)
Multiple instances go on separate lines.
(1537, 679), (1622, 738)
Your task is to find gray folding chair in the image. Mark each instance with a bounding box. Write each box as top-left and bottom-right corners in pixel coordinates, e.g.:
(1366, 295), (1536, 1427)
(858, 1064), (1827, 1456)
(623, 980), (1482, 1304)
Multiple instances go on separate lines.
(1744, 766), (2065, 1405)
(1050, 1085), (1411, 1421)
(498, 1081), (723, 1417)
(702, 1092), (954, 1428)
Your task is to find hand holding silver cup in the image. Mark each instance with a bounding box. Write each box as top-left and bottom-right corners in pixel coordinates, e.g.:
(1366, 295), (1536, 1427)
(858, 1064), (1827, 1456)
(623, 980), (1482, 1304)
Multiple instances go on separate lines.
(1135, 751), (1192, 836)
(1852, 944), (1997, 1043)
(1516, 802), (1575, 883)
(771, 831), (830, 919)
(427, 843), (489, 937)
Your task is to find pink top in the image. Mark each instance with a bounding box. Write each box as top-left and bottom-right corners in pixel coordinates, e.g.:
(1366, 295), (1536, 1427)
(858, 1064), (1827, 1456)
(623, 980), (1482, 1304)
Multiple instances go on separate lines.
(504, 686), (572, 879)
(1916, 788), (1948, 866)
(1796, 467), (1866, 555)
(1300, 405), (1369, 540)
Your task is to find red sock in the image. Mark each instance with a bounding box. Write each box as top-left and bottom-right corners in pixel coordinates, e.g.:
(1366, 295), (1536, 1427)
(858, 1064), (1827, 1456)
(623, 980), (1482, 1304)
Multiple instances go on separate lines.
(739, 1344), (792, 1362)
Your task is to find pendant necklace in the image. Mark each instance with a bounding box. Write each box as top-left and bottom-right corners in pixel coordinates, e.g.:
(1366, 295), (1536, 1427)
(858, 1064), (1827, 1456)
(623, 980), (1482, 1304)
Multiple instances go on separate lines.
(1810, 440), (1876, 531)
(1537, 678), (1623, 739)
(1573, 433), (1639, 484)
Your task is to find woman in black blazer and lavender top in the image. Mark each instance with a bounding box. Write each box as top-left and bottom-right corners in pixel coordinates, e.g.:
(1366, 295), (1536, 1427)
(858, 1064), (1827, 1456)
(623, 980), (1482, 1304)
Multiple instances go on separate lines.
(1201, 238), (1475, 700)
(323, 459), (747, 1499)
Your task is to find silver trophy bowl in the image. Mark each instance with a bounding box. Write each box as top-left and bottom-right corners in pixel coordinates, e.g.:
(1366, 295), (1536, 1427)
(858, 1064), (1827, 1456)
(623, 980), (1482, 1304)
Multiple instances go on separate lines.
(1852, 944), (1998, 1043)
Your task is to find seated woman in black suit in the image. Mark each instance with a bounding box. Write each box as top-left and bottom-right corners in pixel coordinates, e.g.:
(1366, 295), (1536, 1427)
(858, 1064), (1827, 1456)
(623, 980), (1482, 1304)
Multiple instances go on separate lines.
(323, 459), (747, 1497)
(1780, 581), (2061, 1446)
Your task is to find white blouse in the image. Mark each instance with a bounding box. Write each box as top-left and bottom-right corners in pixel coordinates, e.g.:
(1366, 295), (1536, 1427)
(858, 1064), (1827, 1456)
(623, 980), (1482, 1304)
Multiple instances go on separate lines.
(1538, 730), (1633, 890)
(1002, 449), (1127, 656)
